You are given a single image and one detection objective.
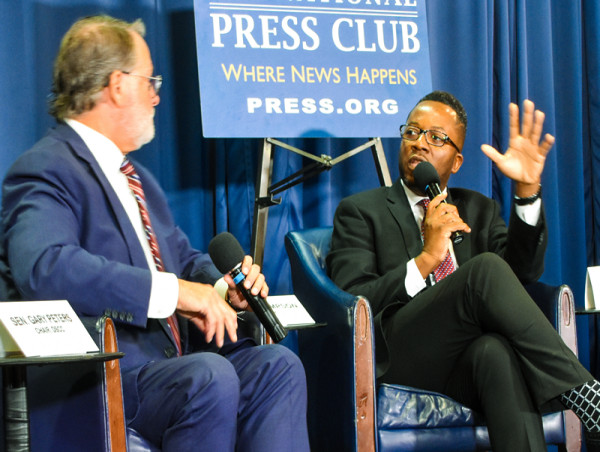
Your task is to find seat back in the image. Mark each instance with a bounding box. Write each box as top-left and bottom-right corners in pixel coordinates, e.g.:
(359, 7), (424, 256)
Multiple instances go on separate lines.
(285, 227), (377, 452)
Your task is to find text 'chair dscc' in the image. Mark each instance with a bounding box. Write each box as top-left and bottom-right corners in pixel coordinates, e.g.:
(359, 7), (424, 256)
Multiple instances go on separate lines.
(285, 226), (581, 452)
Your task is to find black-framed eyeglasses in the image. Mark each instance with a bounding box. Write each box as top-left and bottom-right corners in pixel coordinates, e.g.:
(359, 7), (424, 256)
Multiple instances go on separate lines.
(121, 71), (162, 95)
(399, 124), (460, 152)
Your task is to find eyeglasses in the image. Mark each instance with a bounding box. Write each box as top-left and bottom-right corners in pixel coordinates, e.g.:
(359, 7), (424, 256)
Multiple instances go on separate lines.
(399, 124), (460, 152)
(121, 71), (162, 95)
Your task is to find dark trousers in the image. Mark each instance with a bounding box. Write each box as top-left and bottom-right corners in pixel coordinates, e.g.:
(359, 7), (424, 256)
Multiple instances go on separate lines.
(127, 342), (310, 452)
(380, 253), (592, 451)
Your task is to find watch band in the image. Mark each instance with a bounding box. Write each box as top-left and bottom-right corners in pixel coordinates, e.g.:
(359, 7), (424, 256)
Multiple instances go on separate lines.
(514, 185), (542, 205)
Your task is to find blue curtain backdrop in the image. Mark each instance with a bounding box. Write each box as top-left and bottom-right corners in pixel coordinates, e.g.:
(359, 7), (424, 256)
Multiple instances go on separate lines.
(1, 0), (599, 373)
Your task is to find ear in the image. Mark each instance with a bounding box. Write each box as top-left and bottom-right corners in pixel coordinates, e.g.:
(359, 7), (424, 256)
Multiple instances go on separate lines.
(106, 70), (127, 106)
(451, 152), (464, 174)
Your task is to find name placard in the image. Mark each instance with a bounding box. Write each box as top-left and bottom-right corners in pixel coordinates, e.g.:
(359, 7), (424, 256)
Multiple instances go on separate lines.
(0, 300), (99, 357)
(267, 294), (316, 329)
(585, 267), (600, 311)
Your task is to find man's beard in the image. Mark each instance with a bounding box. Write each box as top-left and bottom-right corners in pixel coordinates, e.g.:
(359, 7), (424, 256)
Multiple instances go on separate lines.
(127, 106), (155, 151)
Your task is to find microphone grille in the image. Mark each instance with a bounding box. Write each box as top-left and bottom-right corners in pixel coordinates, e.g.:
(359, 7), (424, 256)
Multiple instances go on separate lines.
(208, 232), (245, 274)
(413, 161), (440, 192)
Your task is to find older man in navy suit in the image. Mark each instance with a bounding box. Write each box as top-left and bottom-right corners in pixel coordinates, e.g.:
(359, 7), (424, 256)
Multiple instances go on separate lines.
(1, 15), (309, 451)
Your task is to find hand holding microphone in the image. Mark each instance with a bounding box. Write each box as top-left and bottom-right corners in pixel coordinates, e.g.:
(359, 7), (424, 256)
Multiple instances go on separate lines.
(413, 161), (466, 245)
(208, 232), (288, 343)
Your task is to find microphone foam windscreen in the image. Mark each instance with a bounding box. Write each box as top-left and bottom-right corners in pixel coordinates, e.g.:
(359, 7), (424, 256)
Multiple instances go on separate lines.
(208, 232), (246, 274)
(413, 161), (440, 192)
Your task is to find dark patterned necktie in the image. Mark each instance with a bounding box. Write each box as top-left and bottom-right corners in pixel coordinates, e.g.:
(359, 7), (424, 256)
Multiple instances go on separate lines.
(120, 158), (182, 355)
(418, 198), (456, 282)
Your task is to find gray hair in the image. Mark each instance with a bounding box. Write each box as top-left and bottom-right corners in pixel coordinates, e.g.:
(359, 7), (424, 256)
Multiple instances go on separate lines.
(49, 15), (146, 120)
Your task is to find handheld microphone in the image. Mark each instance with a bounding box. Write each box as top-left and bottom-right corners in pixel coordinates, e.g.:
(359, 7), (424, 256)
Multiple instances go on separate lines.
(413, 161), (464, 245)
(208, 232), (288, 343)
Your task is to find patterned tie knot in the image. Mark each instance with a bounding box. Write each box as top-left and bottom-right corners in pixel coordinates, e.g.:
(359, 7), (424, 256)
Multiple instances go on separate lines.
(120, 159), (142, 194)
(120, 158), (133, 175)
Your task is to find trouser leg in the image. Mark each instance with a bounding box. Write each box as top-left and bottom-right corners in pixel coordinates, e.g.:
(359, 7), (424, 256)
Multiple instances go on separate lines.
(128, 353), (240, 452)
(445, 333), (546, 452)
(224, 343), (310, 452)
(380, 253), (591, 406)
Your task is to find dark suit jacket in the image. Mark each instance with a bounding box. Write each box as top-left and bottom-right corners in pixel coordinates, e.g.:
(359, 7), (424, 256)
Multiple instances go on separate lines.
(326, 178), (547, 375)
(1, 123), (223, 415)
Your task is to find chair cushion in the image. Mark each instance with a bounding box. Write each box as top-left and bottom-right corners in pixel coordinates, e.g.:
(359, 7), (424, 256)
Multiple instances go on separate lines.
(377, 383), (477, 430)
(378, 383), (566, 449)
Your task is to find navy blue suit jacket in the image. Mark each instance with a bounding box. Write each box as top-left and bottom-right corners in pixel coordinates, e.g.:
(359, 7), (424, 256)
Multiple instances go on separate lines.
(1, 123), (223, 412)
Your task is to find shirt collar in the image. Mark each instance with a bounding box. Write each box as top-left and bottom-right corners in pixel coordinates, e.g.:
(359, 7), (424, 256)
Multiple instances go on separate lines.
(400, 178), (447, 207)
(64, 118), (126, 173)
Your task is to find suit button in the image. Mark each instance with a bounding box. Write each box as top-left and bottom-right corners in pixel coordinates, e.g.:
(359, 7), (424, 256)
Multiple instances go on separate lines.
(126, 313), (133, 322)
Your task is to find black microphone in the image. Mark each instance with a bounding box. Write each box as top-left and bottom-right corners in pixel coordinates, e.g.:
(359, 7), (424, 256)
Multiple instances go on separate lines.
(208, 232), (288, 343)
(413, 161), (464, 245)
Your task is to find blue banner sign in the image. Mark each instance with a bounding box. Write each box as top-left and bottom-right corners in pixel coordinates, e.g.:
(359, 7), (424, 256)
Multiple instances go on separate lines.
(194, 0), (432, 138)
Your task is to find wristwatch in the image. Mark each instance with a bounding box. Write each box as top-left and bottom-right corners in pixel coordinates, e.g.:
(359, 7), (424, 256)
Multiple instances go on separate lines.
(514, 185), (542, 205)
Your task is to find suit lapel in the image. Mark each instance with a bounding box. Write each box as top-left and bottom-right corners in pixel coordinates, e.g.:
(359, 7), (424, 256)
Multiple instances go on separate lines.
(447, 189), (472, 266)
(386, 180), (423, 260)
(55, 123), (150, 270)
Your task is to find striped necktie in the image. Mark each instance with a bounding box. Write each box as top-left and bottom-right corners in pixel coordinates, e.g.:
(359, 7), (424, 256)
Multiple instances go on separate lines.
(120, 158), (182, 355)
(418, 198), (456, 282)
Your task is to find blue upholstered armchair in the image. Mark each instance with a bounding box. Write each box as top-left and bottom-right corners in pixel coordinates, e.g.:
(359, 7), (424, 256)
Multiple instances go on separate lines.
(0, 261), (160, 451)
(24, 316), (128, 452)
(0, 314), (158, 452)
(285, 226), (582, 452)
(10, 315), (159, 452)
